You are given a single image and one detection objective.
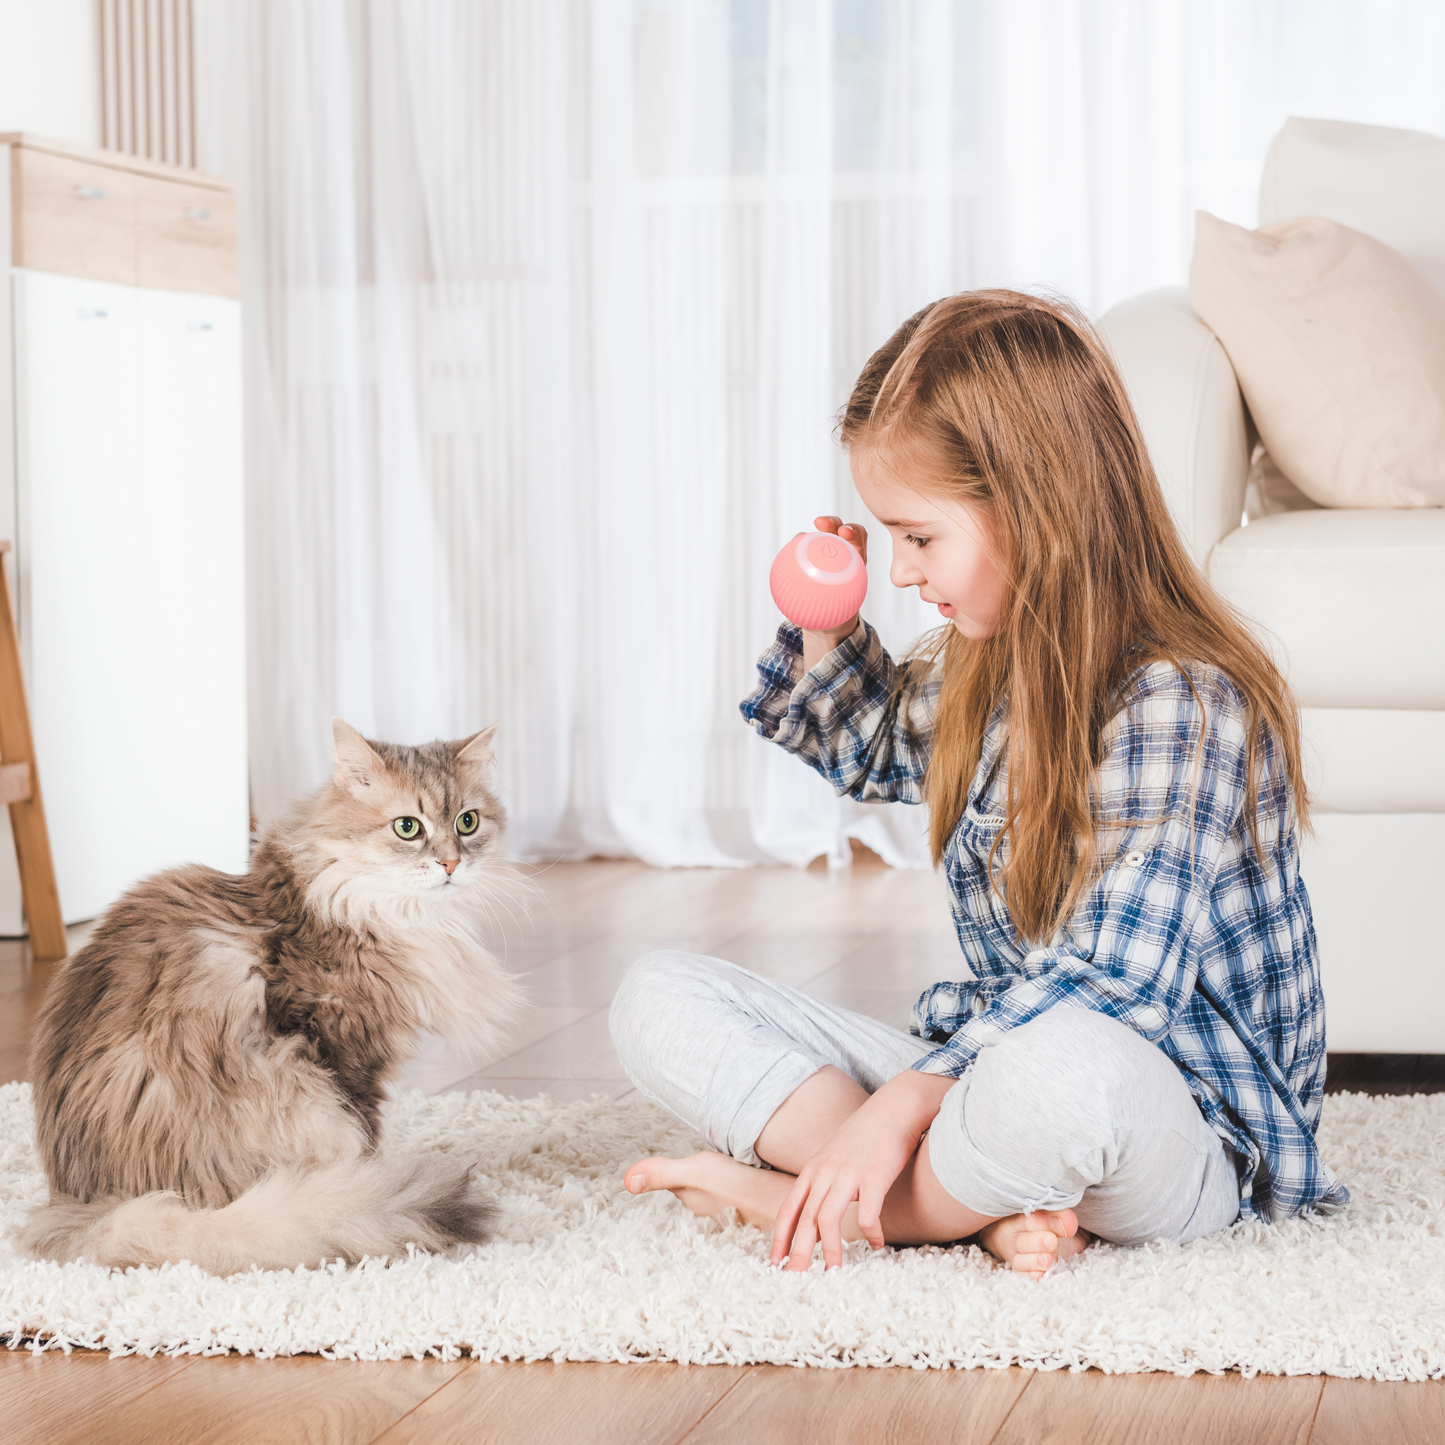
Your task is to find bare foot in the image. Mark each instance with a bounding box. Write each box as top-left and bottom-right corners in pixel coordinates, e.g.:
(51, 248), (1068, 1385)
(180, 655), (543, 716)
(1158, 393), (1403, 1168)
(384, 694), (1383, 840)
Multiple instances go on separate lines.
(977, 1209), (1093, 1281)
(624, 1153), (802, 1234)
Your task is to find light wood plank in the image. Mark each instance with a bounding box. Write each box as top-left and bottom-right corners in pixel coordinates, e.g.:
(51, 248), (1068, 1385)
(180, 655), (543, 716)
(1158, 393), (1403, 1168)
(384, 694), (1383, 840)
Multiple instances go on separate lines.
(393, 1007), (596, 1096)
(994, 1369), (1323, 1445)
(136, 175), (238, 297)
(516, 863), (910, 1008)
(0, 761), (31, 804)
(12, 145), (139, 285)
(373, 1360), (749, 1445)
(0, 546), (66, 961)
(0, 130), (233, 187)
(472, 1008), (624, 1082)
(89, 1353), (465, 1445)
(679, 1363), (1032, 1445)
(1311, 1377), (1445, 1445)
(0, 1348), (198, 1444)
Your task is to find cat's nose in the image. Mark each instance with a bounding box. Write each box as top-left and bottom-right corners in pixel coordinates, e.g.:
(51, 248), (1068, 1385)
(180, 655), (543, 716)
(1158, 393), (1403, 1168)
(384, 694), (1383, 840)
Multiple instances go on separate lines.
(437, 858), (459, 876)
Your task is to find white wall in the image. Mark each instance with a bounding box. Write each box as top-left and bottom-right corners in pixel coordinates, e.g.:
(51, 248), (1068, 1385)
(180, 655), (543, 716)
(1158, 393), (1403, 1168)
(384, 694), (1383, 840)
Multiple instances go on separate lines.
(0, 0), (99, 145)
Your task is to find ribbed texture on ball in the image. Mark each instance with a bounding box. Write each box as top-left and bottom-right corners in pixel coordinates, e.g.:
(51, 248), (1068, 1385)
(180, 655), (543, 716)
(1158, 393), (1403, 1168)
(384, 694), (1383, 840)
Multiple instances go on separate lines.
(769, 533), (868, 631)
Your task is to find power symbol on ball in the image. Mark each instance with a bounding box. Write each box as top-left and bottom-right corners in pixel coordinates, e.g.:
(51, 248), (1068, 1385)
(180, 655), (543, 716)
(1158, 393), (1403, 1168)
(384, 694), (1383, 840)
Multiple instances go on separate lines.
(820, 541), (838, 558)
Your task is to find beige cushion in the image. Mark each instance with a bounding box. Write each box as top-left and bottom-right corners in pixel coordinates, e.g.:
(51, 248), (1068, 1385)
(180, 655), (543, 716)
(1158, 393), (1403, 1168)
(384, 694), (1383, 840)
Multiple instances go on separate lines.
(1190, 211), (1445, 509)
(1207, 508), (1445, 709)
(1260, 117), (1445, 295)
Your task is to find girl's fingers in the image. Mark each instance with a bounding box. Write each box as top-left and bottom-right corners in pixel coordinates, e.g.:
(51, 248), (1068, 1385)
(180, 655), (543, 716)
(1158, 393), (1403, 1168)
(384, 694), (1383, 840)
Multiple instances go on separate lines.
(839, 523), (867, 563)
(813, 515), (869, 564)
(855, 1184), (887, 1251)
(770, 1175), (811, 1265)
(817, 1191), (850, 1270)
(787, 1212), (820, 1271)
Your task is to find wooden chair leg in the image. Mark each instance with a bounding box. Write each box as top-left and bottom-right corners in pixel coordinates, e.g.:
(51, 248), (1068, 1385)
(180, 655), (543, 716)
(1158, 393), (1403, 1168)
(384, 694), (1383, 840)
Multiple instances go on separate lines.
(0, 542), (66, 962)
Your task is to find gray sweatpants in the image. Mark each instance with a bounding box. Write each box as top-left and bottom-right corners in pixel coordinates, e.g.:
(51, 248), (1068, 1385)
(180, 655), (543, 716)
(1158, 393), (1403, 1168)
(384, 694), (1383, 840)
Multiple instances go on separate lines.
(609, 951), (1241, 1246)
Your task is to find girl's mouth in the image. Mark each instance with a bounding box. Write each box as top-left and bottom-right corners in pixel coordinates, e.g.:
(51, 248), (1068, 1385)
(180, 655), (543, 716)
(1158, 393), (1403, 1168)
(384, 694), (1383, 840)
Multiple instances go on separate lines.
(936, 602), (957, 617)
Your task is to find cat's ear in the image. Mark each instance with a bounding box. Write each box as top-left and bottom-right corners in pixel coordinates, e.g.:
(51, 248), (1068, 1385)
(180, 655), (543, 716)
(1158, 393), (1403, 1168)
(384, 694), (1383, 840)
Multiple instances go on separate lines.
(456, 724), (498, 771)
(331, 718), (386, 797)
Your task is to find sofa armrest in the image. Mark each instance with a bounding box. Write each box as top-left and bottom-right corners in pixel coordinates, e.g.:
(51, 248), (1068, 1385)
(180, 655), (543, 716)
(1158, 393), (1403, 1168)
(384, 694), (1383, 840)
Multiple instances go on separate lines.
(1098, 285), (1251, 565)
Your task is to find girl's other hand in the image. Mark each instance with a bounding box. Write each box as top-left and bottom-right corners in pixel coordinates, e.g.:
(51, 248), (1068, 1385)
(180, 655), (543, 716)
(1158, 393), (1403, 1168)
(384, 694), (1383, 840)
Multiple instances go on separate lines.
(769, 1071), (944, 1271)
(769, 1101), (910, 1271)
(799, 515), (869, 670)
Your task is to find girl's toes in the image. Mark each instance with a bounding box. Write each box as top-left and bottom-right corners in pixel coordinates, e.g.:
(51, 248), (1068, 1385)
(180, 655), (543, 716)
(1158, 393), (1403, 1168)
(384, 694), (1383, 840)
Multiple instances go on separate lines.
(1012, 1229), (1058, 1257)
(1012, 1250), (1056, 1275)
(624, 1157), (676, 1193)
(1054, 1209), (1080, 1238)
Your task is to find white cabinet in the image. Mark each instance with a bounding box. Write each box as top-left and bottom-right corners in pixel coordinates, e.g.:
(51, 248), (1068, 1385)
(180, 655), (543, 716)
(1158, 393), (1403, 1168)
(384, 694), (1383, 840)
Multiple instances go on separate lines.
(0, 136), (247, 931)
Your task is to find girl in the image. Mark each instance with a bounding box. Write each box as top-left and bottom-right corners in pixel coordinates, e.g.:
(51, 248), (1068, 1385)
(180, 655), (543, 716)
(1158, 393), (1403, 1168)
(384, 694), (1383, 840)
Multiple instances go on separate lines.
(609, 290), (1346, 1280)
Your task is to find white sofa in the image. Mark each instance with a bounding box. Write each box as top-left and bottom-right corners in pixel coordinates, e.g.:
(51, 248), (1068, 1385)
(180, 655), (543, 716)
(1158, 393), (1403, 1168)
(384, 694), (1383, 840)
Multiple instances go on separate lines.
(1101, 117), (1445, 1054)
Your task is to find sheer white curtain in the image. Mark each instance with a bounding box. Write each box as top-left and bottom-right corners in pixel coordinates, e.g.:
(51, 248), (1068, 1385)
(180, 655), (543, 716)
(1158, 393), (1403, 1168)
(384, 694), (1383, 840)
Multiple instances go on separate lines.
(194, 0), (1445, 868)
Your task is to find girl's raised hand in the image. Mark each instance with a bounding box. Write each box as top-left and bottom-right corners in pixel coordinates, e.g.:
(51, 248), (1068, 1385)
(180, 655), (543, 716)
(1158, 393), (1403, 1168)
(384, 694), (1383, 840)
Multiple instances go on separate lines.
(798, 516), (869, 669)
(813, 514), (869, 565)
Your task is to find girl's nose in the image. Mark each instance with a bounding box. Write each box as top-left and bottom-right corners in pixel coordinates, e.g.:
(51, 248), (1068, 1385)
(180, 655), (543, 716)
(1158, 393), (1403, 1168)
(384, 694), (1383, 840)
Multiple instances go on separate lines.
(436, 857), (459, 876)
(890, 554), (924, 588)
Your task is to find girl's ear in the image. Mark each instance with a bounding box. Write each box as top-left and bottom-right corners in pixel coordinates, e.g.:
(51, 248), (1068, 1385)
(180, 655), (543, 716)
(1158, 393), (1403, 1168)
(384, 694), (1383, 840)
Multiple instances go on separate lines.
(332, 718), (386, 797)
(456, 724), (499, 771)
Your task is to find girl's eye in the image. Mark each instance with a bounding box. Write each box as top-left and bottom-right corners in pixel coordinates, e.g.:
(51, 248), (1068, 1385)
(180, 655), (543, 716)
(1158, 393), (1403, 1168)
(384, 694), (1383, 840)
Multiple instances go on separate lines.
(904, 533), (931, 550)
(455, 810), (480, 836)
(393, 817), (423, 841)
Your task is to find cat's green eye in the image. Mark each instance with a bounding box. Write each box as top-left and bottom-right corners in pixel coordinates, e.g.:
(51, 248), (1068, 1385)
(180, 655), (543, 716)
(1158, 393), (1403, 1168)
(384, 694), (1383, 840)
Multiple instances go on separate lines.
(393, 817), (423, 841)
(455, 810), (480, 836)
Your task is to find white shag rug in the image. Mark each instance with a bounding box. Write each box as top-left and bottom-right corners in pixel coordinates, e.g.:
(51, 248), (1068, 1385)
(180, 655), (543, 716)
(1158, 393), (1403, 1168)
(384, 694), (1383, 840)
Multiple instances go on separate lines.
(1, 1081), (1443, 1377)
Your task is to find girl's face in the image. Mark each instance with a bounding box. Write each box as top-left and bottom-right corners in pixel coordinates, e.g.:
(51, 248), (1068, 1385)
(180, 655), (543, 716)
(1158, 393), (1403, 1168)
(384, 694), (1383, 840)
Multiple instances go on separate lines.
(851, 449), (1007, 640)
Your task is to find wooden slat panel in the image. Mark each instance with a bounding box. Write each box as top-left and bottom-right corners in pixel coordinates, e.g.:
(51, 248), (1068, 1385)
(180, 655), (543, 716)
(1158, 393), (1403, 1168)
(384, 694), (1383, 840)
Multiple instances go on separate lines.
(135, 176), (237, 296)
(994, 1369), (1323, 1445)
(13, 148), (138, 286)
(373, 1361), (749, 1445)
(100, 0), (196, 170)
(680, 1363), (1032, 1445)
(1311, 1377), (1445, 1445)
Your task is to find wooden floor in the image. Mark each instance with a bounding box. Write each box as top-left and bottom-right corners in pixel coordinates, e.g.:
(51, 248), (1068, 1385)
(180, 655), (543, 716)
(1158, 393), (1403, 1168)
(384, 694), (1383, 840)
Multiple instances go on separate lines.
(2, 855), (1443, 1445)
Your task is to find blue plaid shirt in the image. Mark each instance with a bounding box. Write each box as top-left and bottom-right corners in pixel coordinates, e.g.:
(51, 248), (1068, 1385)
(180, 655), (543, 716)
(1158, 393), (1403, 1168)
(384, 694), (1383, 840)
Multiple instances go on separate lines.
(741, 620), (1347, 1224)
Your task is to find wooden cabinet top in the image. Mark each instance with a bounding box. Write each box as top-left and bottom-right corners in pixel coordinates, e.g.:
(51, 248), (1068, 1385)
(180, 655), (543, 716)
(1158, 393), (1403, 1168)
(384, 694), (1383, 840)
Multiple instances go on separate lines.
(2, 133), (237, 298)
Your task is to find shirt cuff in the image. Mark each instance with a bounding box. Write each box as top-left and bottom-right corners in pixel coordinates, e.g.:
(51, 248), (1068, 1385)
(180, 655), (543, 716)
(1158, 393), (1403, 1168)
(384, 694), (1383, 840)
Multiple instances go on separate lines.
(794, 617), (870, 694)
(910, 1031), (985, 1078)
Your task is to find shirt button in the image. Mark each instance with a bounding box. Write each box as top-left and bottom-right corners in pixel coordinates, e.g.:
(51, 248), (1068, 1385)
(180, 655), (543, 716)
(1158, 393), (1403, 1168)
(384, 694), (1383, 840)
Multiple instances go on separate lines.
(1124, 849), (1146, 868)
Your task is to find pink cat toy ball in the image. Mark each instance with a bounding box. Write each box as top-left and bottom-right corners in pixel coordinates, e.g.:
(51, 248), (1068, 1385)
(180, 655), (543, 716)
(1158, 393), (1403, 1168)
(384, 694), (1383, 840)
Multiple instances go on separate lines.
(769, 530), (868, 631)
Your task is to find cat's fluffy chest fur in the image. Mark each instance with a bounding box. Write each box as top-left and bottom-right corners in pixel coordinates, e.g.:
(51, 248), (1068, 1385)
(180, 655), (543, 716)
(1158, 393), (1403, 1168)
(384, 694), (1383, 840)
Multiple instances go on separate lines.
(23, 720), (527, 1275)
(258, 847), (523, 1144)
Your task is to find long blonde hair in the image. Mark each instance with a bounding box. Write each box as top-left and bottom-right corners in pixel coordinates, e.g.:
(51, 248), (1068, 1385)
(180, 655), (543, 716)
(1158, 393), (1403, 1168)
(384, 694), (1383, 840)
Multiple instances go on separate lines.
(839, 290), (1307, 944)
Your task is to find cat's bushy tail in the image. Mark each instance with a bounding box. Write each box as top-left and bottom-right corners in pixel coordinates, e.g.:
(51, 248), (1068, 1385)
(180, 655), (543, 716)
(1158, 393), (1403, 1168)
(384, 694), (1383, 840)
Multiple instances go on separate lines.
(20, 1154), (495, 1275)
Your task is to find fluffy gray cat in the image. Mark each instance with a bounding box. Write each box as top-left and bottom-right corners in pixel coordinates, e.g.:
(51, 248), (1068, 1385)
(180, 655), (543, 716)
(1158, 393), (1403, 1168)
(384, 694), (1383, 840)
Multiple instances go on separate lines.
(23, 720), (527, 1274)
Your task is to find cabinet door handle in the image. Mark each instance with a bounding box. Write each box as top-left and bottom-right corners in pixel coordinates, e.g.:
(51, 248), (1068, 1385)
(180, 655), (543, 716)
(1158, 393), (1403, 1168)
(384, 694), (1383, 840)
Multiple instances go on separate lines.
(183, 207), (212, 221)
(77, 307), (109, 320)
(73, 185), (107, 200)
(186, 321), (214, 332)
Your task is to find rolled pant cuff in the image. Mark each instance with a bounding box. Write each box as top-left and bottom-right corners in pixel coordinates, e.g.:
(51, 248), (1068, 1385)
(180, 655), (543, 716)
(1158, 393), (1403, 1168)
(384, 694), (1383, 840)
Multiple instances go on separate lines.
(718, 1053), (823, 1167)
(926, 1068), (1084, 1218)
